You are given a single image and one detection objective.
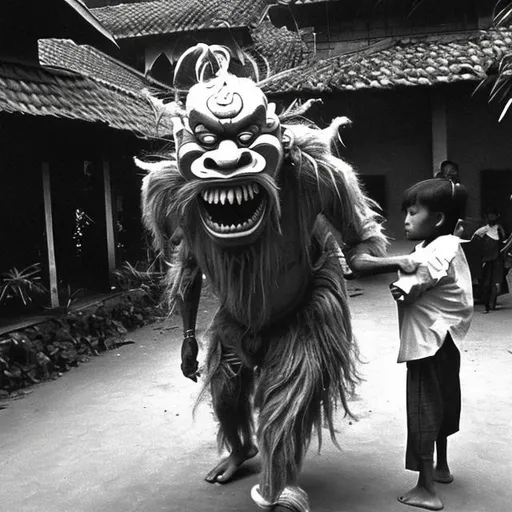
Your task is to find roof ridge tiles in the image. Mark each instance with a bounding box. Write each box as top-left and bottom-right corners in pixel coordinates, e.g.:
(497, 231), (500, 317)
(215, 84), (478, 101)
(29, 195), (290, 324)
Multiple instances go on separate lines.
(0, 59), (173, 139)
(261, 27), (512, 94)
(39, 38), (173, 96)
(91, 0), (269, 39)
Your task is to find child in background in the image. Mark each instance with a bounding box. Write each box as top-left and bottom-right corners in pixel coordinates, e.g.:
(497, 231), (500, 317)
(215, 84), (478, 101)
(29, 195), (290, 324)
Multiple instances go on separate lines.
(472, 208), (508, 313)
(390, 178), (473, 511)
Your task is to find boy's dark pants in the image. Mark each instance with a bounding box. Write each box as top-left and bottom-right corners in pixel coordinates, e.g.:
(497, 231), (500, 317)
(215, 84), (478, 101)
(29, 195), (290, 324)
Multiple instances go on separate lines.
(405, 334), (461, 471)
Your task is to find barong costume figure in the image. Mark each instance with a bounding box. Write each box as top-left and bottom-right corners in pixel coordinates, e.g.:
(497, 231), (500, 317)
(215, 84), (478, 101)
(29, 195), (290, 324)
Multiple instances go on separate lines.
(141, 45), (388, 512)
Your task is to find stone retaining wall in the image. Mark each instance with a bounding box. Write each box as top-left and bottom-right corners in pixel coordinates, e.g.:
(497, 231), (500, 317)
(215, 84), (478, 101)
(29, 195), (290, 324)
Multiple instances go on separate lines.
(0, 290), (165, 397)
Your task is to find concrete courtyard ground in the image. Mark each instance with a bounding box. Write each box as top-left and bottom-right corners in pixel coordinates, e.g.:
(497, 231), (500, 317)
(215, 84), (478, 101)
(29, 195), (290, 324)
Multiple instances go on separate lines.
(1, 263), (511, 512)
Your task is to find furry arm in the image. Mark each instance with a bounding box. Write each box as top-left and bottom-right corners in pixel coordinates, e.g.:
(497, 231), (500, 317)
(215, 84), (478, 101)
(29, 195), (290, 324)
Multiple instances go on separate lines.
(317, 156), (388, 268)
(284, 120), (388, 269)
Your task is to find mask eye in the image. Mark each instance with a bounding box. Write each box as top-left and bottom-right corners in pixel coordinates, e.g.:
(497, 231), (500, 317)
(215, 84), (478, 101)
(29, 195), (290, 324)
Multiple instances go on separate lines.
(237, 125), (259, 146)
(196, 133), (217, 147)
(196, 132), (218, 147)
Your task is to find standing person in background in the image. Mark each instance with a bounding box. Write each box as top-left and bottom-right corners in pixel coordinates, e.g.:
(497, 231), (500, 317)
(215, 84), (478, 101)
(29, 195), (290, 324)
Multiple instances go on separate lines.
(435, 160), (461, 184)
(472, 208), (508, 313)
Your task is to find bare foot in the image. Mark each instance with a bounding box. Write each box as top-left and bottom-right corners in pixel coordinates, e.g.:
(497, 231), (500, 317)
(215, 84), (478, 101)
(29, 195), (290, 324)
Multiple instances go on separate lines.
(434, 467), (454, 484)
(398, 485), (444, 511)
(205, 445), (258, 484)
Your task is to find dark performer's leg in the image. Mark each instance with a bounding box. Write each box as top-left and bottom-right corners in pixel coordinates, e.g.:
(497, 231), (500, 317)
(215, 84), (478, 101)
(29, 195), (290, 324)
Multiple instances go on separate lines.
(248, 233), (357, 511)
(205, 358), (258, 483)
(202, 316), (258, 484)
(251, 250), (359, 512)
(253, 355), (317, 512)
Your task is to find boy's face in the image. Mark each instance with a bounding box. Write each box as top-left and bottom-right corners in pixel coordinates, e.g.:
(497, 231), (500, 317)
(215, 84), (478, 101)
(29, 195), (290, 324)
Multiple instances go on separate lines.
(404, 203), (440, 241)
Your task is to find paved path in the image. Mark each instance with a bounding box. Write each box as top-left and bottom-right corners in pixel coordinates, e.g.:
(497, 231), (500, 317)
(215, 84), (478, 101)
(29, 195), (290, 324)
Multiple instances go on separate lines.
(1, 270), (511, 512)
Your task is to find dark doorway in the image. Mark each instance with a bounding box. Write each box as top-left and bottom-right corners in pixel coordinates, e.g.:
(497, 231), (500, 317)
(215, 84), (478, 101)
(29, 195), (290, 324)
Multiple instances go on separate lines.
(51, 159), (109, 295)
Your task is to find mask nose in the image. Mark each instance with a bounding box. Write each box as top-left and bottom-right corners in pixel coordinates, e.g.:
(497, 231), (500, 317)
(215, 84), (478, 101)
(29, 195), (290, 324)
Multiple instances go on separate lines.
(203, 140), (254, 172)
(204, 140), (241, 170)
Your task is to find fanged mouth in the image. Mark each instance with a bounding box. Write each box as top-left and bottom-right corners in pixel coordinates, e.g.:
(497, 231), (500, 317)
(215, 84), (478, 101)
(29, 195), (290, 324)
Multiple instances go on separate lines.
(199, 182), (266, 237)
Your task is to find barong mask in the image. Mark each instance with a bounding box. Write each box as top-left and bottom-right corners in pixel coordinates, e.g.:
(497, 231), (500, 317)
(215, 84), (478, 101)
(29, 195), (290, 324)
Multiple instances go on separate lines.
(172, 46), (284, 246)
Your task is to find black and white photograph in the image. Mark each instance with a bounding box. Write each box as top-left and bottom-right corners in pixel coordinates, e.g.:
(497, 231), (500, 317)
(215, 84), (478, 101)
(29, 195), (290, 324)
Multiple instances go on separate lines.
(1, 1), (512, 511)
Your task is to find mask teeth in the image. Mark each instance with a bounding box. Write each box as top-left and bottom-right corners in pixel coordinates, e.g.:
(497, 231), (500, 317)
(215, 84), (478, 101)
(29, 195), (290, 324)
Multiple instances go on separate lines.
(201, 183), (261, 205)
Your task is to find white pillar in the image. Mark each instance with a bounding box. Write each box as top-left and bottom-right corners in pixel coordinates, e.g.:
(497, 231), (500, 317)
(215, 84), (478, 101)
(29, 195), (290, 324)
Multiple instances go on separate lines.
(431, 88), (448, 176)
(42, 162), (59, 308)
(103, 160), (116, 288)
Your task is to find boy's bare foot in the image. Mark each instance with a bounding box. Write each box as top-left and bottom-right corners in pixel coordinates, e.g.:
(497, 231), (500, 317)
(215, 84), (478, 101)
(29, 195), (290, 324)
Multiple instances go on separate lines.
(205, 444), (258, 483)
(398, 485), (444, 510)
(434, 467), (454, 484)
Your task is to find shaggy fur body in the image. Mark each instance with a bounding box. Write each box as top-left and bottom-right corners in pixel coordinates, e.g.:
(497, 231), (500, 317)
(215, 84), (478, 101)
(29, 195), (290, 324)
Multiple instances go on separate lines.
(205, 231), (355, 501)
(142, 118), (387, 508)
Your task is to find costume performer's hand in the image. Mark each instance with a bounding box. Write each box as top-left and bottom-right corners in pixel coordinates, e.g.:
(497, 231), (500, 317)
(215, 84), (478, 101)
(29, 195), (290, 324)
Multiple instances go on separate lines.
(181, 335), (200, 382)
(397, 255), (421, 274)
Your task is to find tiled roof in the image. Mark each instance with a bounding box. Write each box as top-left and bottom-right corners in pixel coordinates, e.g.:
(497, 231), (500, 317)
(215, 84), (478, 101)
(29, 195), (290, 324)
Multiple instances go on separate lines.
(39, 38), (172, 95)
(92, 0), (269, 39)
(249, 20), (311, 75)
(277, 0), (330, 3)
(0, 61), (173, 140)
(261, 28), (512, 94)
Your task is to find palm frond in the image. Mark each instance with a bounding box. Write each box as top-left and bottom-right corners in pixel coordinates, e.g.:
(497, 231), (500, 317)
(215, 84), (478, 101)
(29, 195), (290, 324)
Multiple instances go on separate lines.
(498, 97), (512, 121)
(494, 3), (512, 26)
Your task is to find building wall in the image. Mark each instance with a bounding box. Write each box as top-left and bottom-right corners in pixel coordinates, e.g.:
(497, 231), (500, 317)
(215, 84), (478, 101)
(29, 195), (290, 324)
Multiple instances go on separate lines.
(304, 88), (432, 240)
(297, 82), (512, 241)
(446, 82), (512, 232)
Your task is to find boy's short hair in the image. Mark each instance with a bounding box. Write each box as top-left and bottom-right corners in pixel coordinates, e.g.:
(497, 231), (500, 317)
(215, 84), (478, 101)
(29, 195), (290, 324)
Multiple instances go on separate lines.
(402, 178), (468, 235)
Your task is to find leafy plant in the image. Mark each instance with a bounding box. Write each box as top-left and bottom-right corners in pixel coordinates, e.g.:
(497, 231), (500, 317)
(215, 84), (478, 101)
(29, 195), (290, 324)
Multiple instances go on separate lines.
(494, 1), (512, 26)
(113, 261), (164, 301)
(0, 263), (47, 307)
(477, 1), (512, 120)
(64, 285), (84, 311)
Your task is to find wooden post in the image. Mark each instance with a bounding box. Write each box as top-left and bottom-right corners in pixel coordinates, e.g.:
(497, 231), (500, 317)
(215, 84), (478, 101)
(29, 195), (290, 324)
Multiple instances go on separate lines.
(42, 162), (59, 308)
(103, 160), (116, 289)
(431, 88), (448, 176)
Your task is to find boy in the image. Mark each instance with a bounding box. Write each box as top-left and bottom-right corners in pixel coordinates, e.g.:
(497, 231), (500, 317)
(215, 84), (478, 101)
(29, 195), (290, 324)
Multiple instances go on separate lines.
(390, 178), (472, 510)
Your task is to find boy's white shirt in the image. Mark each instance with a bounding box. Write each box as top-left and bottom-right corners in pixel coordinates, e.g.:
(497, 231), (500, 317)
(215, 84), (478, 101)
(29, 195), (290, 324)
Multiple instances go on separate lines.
(393, 234), (473, 363)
